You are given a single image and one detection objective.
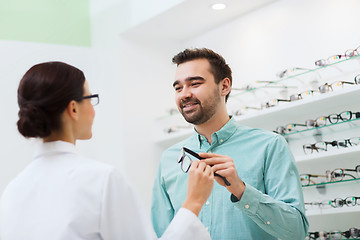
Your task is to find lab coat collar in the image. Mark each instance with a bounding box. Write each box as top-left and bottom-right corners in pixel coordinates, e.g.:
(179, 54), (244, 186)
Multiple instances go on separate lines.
(34, 140), (77, 158)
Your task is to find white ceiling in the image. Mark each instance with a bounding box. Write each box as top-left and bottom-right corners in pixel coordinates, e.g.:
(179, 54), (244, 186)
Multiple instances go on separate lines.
(120, 0), (278, 42)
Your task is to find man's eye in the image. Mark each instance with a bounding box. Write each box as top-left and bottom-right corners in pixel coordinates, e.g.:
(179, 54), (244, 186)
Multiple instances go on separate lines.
(174, 86), (182, 91)
(192, 82), (200, 86)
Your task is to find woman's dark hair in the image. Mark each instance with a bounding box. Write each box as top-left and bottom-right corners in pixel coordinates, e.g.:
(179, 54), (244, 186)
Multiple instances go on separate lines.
(17, 61), (85, 138)
(172, 48), (232, 102)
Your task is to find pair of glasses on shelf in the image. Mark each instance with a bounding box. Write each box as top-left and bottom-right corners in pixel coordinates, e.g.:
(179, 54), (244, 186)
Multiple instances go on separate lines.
(302, 137), (360, 154)
(315, 45), (360, 67)
(263, 76), (359, 109)
(329, 196), (360, 208)
(306, 227), (360, 240)
(305, 196), (360, 209)
(300, 165), (360, 186)
(304, 110), (360, 129)
(177, 147), (231, 186)
(274, 111), (360, 135)
(276, 67), (310, 78)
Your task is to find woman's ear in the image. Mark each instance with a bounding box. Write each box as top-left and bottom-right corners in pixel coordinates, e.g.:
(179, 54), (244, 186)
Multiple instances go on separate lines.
(66, 100), (79, 120)
(220, 77), (231, 97)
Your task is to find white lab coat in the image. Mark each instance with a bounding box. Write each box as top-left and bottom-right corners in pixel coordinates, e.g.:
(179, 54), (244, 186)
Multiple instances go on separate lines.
(0, 141), (210, 240)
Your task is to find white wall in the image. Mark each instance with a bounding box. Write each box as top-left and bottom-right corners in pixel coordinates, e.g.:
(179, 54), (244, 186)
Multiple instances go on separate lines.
(180, 0), (360, 93)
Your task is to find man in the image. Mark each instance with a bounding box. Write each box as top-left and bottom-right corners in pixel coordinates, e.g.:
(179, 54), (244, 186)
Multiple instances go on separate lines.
(151, 48), (309, 240)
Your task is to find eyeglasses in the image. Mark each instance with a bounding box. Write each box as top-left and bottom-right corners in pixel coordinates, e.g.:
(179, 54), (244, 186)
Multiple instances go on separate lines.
(304, 116), (329, 128)
(327, 111), (360, 124)
(306, 228), (360, 240)
(315, 54), (347, 67)
(305, 196), (360, 210)
(275, 110), (360, 136)
(325, 165), (360, 182)
(177, 147), (231, 186)
(315, 45), (360, 67)
(300, 174), (328, 186)
(303, 141), (339, 154)
(263, 78), (358, 111)
(355, 74), (360, 84)
(300, 165), (360, 186)
(74, 94), (99, 106)
(303, 138), (360, 154)
(345, 45), (360, 58)
(313, 111), (360, 127)
(318, 81), (357, 93)
(304, 200), (332, 210)
(329, 196), (360, 208)
(276, 67), (309, 78)
(275, 123), (308, 135)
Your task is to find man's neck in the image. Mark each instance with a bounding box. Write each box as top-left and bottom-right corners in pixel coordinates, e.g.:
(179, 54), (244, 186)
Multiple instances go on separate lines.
(194, 110), (230, 144)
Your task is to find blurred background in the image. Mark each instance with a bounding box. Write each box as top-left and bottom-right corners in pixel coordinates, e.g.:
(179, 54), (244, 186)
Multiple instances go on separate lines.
(1, 0), (360, 218)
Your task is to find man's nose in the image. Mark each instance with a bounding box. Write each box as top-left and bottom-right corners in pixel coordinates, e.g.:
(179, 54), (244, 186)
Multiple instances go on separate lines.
(180, 86), (192, 99)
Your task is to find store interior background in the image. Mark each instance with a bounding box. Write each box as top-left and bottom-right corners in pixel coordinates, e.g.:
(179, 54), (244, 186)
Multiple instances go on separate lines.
(1, 0), (360, 215)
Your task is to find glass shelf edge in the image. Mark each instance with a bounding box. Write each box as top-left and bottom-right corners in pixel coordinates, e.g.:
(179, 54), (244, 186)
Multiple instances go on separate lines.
(302, 178), (360, 188)
(230, 54), (360, 97)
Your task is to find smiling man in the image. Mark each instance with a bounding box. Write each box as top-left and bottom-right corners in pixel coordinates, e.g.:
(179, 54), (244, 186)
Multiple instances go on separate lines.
(151, 48), (309, 240)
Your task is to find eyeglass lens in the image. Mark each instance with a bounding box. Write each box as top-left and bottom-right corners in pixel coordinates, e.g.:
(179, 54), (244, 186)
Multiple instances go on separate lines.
(91, 96), (99, 106)
(177, 148), (193, 173)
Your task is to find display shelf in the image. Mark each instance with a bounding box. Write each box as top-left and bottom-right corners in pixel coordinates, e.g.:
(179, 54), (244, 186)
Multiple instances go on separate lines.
(230, 54), (360, 97)
(279, 118), (360, 137)
(305, 205), (360, 217)
(156, 56), (360, 121)
(232, 84), (360, 131)
(295, 146), (360, 163)
(306, 210), (360, 232)
(302, 178), (360, 188)
(155, 85), (360, 146)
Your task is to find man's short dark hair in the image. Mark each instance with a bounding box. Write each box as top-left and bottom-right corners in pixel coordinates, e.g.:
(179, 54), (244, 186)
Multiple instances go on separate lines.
(172, 48), (232, 102)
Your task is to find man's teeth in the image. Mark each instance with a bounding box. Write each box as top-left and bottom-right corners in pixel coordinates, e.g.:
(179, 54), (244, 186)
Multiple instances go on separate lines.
(184, 103), (196, 107)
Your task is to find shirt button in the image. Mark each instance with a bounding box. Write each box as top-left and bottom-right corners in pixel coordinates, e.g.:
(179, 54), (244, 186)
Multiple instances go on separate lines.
(266, 221), (270, 225)
(245, 204), (250, 209)
(206, 201), (210, 205)
(205, 227), (209, 231)
(220, 139), (223, 143)
(200, 136), (204, 140)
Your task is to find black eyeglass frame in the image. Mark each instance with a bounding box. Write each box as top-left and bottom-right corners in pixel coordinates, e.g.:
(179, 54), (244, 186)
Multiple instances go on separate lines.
(178, 147), (231, 186)
(74, 94), (99, 106)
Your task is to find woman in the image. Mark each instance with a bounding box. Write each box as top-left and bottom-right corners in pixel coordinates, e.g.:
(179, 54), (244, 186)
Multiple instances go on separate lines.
(0, 61), (214, 239)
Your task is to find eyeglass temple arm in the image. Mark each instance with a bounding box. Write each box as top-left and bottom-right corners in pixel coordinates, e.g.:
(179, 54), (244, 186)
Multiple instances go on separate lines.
(310, 174), (327, 178)
(183, 147), (231, 186)
(343, 173), (357, 179)
(277, 99), (292, 102)
(341, 81), (356, 85)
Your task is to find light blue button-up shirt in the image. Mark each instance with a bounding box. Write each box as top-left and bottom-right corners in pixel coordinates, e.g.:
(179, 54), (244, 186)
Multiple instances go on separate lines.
(151, 118), (309, 240)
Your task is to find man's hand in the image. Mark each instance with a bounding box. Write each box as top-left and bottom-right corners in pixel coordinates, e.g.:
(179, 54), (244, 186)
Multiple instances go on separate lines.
(199, 152), (245, 200)
(182, 160), (214, 216)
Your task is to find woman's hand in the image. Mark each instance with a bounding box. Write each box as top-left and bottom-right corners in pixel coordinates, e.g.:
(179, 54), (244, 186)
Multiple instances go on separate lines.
(182, 160), (214, 216)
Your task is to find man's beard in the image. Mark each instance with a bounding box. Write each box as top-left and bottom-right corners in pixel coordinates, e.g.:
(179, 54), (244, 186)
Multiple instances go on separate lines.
(179, 88), (220, 125)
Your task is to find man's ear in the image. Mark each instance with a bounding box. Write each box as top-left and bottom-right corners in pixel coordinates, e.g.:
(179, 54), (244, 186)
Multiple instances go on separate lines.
(220, 78), (231, 97)
(66, 100), (79, 120)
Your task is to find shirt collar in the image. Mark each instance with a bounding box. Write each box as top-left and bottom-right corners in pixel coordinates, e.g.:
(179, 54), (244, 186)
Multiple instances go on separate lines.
(193, 117), (238, 147)
(34, 140), (77, 158)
